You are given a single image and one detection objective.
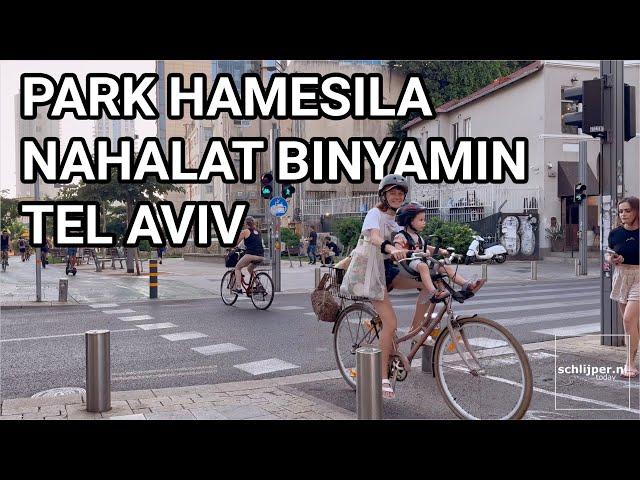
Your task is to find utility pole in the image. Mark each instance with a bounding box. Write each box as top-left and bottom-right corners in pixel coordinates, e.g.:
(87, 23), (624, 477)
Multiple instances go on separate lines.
(600, 60), (625, 347)
(34, 174), (42, 301)
(578, 140), (588, 275)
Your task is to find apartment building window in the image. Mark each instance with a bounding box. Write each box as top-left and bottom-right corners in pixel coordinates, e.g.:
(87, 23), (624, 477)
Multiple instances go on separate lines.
(561, 86), (579, 135)
(463, 118), (471, 137)
(452, 122), (459, 143)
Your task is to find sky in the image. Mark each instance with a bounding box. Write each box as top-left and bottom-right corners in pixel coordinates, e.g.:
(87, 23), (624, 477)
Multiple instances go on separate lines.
(0, 60), (156, 196)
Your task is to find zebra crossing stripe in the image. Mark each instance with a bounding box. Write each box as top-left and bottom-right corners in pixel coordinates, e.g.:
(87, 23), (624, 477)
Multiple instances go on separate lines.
(393, 290), (597, 308)
(160, 332), (208, 342)
(395, 299), (598, 314)
(533, 323), (600, 337)
(192, 343), (246, 355)
(89, 303), (119, 309)
(234, 358), (299, 376)
(118, 315), (154, 322)
(135, 323), (177, 331)
(102, 309), (136, 314)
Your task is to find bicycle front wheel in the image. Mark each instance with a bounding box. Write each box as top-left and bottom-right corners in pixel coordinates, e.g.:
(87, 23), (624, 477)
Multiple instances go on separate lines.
(250, 272), (274, 310)
(333, 303), (381, 390)
(433, 317), (533, 420)
(220, 270), (238, 306)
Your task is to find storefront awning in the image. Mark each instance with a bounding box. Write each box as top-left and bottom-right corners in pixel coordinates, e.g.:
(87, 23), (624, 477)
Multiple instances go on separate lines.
(557, 161), (599, 198)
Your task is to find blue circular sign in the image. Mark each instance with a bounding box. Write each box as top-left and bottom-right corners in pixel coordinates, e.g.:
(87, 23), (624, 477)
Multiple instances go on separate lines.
(269, 197), (289, 217)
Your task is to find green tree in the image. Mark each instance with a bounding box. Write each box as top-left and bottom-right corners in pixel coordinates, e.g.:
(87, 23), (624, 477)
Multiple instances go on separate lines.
(334, 217), (364, 252)
(387, 60), (533, 139)
(57, 168), (184, 272)
(0, 190), (21, 231)
(280, 228), (300, 249)
(422, 217), (477, 255)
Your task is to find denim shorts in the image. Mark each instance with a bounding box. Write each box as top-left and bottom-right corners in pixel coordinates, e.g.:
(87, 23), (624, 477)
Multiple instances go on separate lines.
(384, 259), (400, 291)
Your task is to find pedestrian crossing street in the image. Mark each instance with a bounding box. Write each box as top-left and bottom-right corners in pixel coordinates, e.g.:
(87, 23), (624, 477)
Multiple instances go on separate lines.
(89, 278), (602, 378)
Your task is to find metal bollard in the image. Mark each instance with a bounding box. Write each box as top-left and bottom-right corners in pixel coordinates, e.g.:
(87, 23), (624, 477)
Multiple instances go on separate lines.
(315, 267), (321, 288)
(58, 279), (68, 302)
(482, 263), (488, 281)
(575, 258), (580, 276)
(531, 260), (538, 280)
(422, 340), (434, 374)
(85, 330), (111, 413)
(149, 259), (158, 298)
(356, 346), (382, 420)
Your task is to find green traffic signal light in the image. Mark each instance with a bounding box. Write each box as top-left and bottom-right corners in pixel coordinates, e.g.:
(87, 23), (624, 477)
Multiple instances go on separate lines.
(574, 183), (587, 203)
(282, 184), (295, 199)
(261, 172), (274, 199)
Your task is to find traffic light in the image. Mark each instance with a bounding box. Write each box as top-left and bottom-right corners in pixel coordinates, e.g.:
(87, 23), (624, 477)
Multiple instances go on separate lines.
(561, 79), (604, 137)
(625, 84), (636, 142)
(261, 172), (274, 199)
(574, 182), (587, 203)
(281, 183), (295, 199)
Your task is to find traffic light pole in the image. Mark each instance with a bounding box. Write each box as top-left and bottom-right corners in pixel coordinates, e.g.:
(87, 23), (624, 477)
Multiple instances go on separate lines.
(34, 173), (42, 302)
(600, 60), (625, 347)
(578, 141), (588, 275)
(269, 124), (281, 292)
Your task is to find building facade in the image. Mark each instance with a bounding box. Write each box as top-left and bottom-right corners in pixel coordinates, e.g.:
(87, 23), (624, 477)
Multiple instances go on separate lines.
(287, 60), (406, 232)
(14, 93), (61, 200)
(403, 60), (640, 254)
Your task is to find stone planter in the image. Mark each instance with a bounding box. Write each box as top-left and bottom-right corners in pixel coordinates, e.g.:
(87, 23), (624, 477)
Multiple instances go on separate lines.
(550, 238), (564, 252)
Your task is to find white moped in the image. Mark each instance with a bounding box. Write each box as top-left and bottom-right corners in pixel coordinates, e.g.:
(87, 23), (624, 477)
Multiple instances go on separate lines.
(465, 235), (508, 264)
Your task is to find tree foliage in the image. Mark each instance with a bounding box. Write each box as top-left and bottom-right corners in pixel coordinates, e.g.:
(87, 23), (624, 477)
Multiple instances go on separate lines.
(421, 217), (477, 255)
(388, 60), (534, 138)
(333, 217), (364, 251)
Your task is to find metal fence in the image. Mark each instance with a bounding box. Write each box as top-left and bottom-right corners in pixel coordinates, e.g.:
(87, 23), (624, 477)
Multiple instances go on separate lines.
(302, 186), (541, 224)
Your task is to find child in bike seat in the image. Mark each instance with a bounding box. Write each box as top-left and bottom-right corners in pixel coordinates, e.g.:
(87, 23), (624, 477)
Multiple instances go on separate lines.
(393, 202), (450, 303)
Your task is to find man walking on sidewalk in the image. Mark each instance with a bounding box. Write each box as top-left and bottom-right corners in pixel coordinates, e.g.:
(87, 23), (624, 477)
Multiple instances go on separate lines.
(306, 226), (318, 265)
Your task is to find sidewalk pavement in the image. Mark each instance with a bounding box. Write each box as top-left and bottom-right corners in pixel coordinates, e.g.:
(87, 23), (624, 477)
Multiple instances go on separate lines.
(1, 256), (601, 308)
(0, 335), (631, 420)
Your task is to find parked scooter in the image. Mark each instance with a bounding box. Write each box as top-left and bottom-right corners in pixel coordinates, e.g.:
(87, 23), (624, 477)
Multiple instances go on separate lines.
(465, 235), (508, 264)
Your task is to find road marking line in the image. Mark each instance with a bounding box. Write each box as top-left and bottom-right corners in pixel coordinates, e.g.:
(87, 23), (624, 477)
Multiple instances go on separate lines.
(192, 343), (246, 355)
(273, 306), (305, 311)
(234, 358), (300, 376)
(447, 365), (640, 415)
(118, 315), (154, 322)
(467, 338), (508, 348)
(160, 332), (208, 342)
(135, 322), (177, 330)
(102, 309), (136, 314)
(1, 329), (138, 342)
(89, 303), (119, 308)
(533, 323), (600, 337)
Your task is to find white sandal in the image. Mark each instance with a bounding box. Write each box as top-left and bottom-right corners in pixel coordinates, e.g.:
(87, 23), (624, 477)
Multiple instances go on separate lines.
(382, 379), (395, 399)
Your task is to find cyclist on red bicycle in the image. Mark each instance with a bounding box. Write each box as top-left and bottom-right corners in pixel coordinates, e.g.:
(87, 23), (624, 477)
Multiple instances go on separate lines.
(231, 216), (265, 294)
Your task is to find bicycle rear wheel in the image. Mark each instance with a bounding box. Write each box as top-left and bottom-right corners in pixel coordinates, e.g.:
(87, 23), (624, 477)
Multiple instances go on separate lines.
(220, 270), (238, 306)
(333, 303), (381, 389)
(433, 317), (532, 420)
(250, 272), (274, 310)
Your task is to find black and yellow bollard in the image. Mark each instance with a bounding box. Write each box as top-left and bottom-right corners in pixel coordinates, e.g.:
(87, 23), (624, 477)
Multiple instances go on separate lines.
(149, 259), (158, 299)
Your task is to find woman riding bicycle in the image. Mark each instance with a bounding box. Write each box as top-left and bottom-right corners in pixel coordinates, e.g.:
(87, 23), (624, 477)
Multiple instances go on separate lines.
(364, 174), (485, 399)
(232, 216), (265, 294)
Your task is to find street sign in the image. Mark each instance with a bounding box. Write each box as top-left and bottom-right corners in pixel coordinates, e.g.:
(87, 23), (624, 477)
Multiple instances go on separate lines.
(269, 197), (288, 217)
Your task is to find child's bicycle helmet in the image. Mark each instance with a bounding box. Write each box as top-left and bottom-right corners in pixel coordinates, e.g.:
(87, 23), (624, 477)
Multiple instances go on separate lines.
(395, 201), (428, 227)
